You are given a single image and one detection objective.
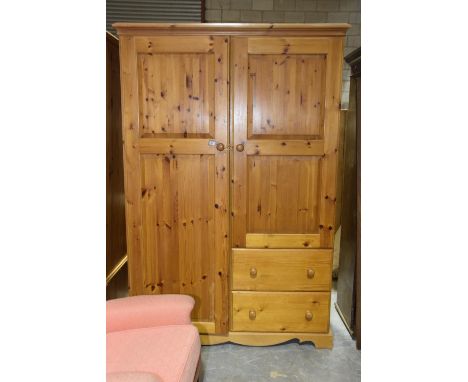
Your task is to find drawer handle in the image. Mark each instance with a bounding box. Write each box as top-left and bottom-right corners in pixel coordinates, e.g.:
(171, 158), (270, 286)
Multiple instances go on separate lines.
(305, 310), (313, 321)
(307, 268), (315, 279)
(249, 267), (257, 278)
(249, 309), (257, 320)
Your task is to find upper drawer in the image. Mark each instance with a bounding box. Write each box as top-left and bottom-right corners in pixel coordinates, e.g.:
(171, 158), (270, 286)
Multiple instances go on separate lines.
(232, 249), (332, 292)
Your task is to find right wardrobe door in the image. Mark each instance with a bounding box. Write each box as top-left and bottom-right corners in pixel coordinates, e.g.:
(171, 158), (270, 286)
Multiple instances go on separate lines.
(231, 36), (344, 251)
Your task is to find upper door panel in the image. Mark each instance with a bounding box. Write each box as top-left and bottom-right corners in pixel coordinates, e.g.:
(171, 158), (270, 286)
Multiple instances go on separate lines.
(231, 36), (343, 249)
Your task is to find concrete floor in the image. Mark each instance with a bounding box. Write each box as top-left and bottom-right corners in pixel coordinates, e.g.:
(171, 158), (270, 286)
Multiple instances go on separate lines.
(200, 286), (360, 382)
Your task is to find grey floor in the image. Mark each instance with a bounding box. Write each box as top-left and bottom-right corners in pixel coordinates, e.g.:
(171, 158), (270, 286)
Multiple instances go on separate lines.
(200, 285), (360, 382)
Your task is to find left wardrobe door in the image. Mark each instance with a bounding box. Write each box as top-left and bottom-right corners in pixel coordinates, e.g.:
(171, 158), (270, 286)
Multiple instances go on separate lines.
(119, 35), (230, 334)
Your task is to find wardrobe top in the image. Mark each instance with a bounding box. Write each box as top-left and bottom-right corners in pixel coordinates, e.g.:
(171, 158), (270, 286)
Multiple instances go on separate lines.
(112, 23), (351, 37)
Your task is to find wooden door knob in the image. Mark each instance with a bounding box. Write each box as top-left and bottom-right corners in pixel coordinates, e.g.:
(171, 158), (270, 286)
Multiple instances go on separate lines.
(249, 267), (257, 278)
(307, 269), (315, 279)
(216, 142), (225, 151)
(249, 309), (256, 320)
(305, 310), (313, 321)
(236, 143), (245, 152)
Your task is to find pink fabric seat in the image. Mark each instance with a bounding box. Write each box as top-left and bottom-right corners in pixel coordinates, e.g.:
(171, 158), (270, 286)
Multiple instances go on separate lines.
(107, 372), (162, 382)
(107, 295), (201, 382)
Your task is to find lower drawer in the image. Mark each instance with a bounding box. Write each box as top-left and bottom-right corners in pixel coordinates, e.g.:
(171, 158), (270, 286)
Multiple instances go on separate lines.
(231, 291), (330, 333)
(232, 249), (332, 291)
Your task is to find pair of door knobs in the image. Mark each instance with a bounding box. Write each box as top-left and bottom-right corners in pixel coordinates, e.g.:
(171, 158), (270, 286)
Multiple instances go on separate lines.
(215, 142), (244, 152)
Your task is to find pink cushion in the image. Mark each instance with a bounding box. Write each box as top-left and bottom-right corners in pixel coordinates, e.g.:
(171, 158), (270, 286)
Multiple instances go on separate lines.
(107, 371), (162, 382)
(107, 295), (195, 333)
(107, 325), (200, 382)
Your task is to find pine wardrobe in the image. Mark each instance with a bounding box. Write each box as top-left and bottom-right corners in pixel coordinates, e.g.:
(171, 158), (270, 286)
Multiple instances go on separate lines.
(114, 23), (350, 349)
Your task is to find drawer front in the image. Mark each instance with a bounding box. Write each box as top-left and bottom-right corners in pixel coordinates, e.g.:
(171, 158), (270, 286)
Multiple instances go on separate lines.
(231, 291), (330, 333)
(232, 249), (332, 291)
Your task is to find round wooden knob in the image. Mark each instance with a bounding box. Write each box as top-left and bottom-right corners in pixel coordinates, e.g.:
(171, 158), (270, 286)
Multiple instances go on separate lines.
(305, 311), (313, 321)
(307, 269), (315, 279)
(249, 309), (256, 320)
(216, 142), (225, 151)
(250, 267), (257, 278)
(236, 143), (245, 152)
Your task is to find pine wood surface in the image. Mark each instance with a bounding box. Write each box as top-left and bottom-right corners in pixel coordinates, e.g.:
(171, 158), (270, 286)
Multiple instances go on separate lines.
(244, 139), (324, 155)
(231, 291), (330, 333)
(247, 54), (326, 139)
(232, 248), (332, 291)
(115, 23), (349, 345)
(245, 233), (320, 249)
(200, 330), (333, 349)
(119, 32), (230, 334)
(113, 23), (350, 37)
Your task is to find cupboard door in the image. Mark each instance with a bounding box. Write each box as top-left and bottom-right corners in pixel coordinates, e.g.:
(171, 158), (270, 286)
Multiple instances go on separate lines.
(120, 35), (229, 334)
(231, 37), (344, 249)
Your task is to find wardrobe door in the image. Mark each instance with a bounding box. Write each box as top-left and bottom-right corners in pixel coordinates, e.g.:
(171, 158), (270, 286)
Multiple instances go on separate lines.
(231, 36), (343, 249)
(120, 35), (229, 334)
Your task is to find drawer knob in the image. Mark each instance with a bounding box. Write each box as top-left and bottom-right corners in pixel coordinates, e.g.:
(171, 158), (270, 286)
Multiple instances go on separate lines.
(216, 142), (225, 151)
(249, 309), (256, 320)
(236, 143), (245, 152)
(250, 267), (257, 278)
(305, 310), (313, 321)
(307, 268), (315, 279)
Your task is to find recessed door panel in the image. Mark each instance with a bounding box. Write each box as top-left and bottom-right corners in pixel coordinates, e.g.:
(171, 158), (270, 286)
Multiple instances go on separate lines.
(138, 53), (215, 138)
(140, 154), (216, 321)
(247, 155), (321, 234)
(248, 54), (326, 139)
(232, 36), (343, 249)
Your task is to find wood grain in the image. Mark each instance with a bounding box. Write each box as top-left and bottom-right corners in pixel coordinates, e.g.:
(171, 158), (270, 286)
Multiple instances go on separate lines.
(115, 24), (350, 345)
(200, 330), (333, 349)
(248, 54), (326, 139)
(246, 156), (321, 234)
(232, 248), (332, 291)
(247, 37), (330, 54)
(232, 291), (330, 333)
(231, 37), (248, 249)
(107, 32), (128, 299)
(193, 321), (216, 334)
(137, 52), (215, 138)
(140, 154), (216, 321)
(245, 140), (324, 156)
(139, 138), (217, 154)
(319, 37), (344, 248)
(245, 234), (320, 248)
(113, 23), (351, 37)
(119, 35), (144, 295)
(231, 35), (342, 250)
(119, 34), (229, 334)
(334, 109), (348, 229)
(212, 36), (230, 334)
(135, 36), (215, 53)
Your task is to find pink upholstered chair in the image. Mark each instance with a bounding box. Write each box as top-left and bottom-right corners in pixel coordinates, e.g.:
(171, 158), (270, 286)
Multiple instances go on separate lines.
(107, 295), (201, 382)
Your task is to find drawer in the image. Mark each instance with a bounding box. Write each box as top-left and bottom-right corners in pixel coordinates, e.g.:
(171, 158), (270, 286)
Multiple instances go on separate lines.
(232, 291), (330, 333)
(232, 249), (332, 291)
